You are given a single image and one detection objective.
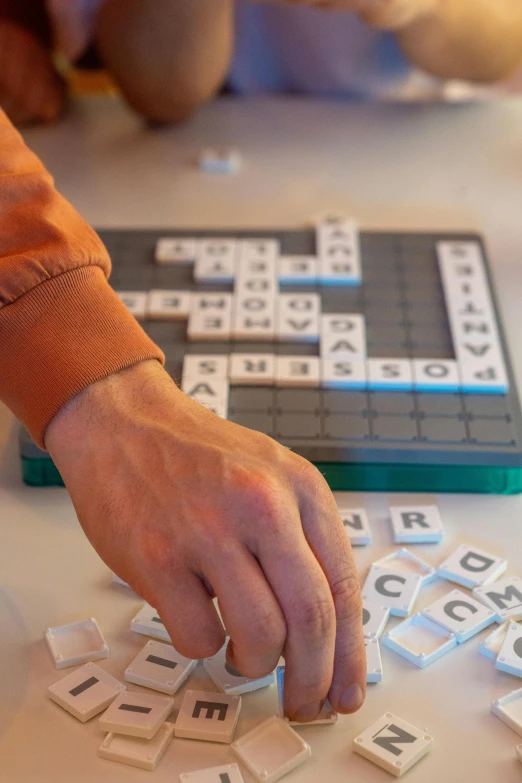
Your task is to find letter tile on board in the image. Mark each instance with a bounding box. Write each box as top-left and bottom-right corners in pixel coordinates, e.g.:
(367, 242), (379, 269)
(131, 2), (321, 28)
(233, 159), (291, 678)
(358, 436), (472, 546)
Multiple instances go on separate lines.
(317, 219), (361, 285)
(99, 691), (174, 740)
(276, 666), (337, 725)
(147, 290), (192, 320)
(473, 576), (522, 622)
(491, 688), (522, 738)
(276, 356), (320, 388)
(421, 589), (496, 643)
(321, 359), (367, 390)
(130, 603), (171, 642)
(180, 764), (245, 783)
(48, 662), (125, 722)
(232, 715), (311, 783)
(188, 294), (233, 341)
(203, 644), (275, 695)
(496, 623), (522, 677)
(459, 359), (508, 394)
(278, 256), (317, 284)
(117, 291), (148, 320)
(438, 544), (507, 589)
(229, 354), (275, 386)
(413, 359), (460, 392)
(366, 639), (384, 683)
(125, 640), (197, 695)
(367, 359), (413, 391)
(382, 614), (456, 668)
(174, 690), (241, 743)
(98, 722), (174, 771)
(389, 505), (444, 544)
(277, 294), (320, 343)
(233, 294), (276, 341)
(339, 507), (372, 546)
(362, 599), (390, 639)
(155, 237), (197, 264)
(182, 355), (229, 382)
(353, 713), (433, 777)
(321, 314), (366, 359)
(362, 566), (422, 617)
(181, 377), (229, 419)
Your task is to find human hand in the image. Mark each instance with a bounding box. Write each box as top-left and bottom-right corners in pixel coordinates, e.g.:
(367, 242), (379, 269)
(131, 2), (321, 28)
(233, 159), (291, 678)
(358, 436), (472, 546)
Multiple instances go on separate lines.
(255, 0), (439, 30)
(0, 21), (65, 124)
(46, 360), (366, 722)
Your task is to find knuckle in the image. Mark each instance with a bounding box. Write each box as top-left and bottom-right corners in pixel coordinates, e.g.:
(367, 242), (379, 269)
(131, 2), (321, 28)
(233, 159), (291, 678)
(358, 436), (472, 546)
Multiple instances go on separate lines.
(296, 594), (336, 640)
(331, 573), (362, 614)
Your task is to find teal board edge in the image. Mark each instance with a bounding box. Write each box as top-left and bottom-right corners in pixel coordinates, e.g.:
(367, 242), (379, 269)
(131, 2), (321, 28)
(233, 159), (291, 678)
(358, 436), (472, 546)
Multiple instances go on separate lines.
(22, 454), (522, 495)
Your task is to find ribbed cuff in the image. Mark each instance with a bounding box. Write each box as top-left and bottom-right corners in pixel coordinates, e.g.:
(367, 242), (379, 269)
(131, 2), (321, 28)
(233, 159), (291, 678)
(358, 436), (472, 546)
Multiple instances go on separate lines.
(0, 266), (164, 447)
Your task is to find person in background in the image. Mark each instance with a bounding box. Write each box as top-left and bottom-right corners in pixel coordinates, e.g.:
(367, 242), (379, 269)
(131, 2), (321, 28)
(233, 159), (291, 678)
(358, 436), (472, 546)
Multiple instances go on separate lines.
(1, 0), (522, 124)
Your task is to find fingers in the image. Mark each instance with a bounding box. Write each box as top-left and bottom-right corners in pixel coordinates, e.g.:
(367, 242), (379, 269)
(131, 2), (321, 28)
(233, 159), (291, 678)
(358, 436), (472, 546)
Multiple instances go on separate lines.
(294, 460), (366, 715)
(143, 568), (226, 660)
(200, 542), (287, 679)
(252, 507), (338, 723)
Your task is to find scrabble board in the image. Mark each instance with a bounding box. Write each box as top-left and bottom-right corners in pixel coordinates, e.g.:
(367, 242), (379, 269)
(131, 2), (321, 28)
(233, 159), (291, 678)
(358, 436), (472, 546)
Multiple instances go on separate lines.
(20, 226), (522, 493)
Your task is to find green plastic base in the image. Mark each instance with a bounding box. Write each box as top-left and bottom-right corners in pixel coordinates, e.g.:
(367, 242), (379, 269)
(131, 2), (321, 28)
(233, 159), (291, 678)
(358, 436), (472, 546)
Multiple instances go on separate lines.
(21, 454), (522, 494)
(21, 456), (64, 487)
(316, 462), (522, 495)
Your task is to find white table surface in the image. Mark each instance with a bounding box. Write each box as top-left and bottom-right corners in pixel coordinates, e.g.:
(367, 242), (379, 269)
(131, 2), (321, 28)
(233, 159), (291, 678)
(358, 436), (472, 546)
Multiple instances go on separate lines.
(2, 95), (522, 782)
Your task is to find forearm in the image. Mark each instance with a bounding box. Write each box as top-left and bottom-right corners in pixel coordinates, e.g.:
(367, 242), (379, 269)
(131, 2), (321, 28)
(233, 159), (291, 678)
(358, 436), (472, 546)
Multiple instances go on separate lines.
(397, 0), (522, 82)
(95, 0), (234, 121)
(0, 110), (163, 445)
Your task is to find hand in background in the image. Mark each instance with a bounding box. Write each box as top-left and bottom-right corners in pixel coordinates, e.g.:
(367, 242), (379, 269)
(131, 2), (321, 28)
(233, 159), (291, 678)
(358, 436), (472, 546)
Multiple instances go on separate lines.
(46, 360), (366, 722)
(0, 21), (65, 124)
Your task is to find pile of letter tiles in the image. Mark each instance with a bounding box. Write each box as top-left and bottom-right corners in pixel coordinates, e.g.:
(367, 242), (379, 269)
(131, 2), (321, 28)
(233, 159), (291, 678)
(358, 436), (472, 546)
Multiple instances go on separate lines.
(45, 503), (522, 780)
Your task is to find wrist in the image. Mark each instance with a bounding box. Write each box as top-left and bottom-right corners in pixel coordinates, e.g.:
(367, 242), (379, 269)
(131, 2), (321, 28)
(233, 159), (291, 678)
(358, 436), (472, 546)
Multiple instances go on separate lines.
(45, 359), (167, 454)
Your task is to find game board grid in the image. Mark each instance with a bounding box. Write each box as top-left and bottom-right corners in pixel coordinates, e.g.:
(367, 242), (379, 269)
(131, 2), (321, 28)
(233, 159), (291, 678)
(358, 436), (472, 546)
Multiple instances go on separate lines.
(98, 228), (522, 464)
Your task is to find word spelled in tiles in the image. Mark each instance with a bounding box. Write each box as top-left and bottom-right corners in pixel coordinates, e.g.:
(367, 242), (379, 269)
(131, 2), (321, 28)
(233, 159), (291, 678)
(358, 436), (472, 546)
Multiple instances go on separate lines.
(353, 713), (433, 777)
(175, 690), (241, 743)
(437, 240), (508, 393)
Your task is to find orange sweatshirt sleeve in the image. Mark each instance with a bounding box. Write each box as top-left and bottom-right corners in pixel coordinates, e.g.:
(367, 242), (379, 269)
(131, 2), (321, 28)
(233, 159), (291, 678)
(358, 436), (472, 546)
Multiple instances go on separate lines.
(0, 110), (164, 447)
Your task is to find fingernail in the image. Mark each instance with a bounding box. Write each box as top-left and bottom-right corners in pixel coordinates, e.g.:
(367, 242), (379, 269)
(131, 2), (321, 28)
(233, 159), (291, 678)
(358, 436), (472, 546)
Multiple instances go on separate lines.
(339, 683), (364, 713)
(291, 701), (323, 723)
